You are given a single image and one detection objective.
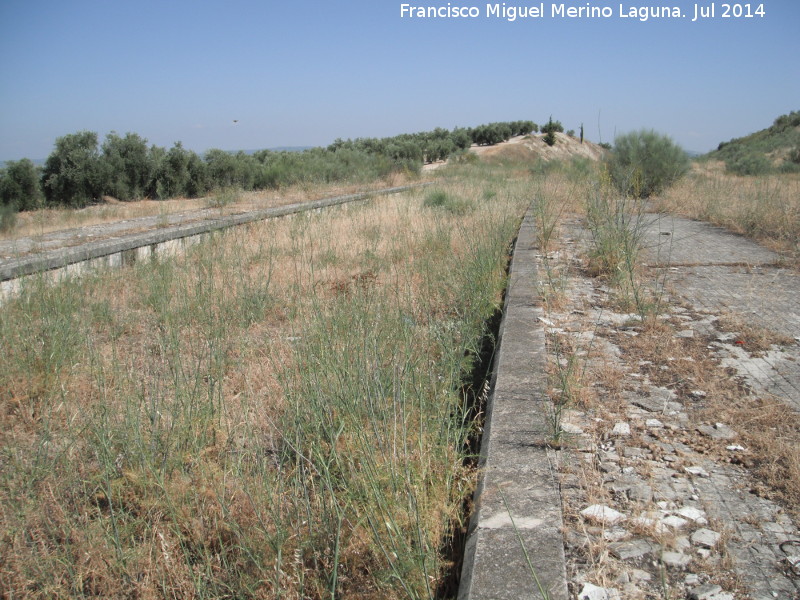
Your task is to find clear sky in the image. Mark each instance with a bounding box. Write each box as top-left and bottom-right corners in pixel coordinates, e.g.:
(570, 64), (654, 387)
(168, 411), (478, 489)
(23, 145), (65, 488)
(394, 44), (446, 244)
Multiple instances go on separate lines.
(1, 0), (798, 160)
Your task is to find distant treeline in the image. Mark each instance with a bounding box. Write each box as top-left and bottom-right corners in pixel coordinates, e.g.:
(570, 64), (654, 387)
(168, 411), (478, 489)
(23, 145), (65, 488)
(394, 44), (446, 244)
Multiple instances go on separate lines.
(0, 120), (538, 211)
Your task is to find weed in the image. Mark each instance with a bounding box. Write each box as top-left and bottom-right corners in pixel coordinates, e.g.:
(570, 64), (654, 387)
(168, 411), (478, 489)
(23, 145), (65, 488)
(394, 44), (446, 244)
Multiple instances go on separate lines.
(423, 189), (472, 215)
(206, 185), (240, 212)
(0, 166), (527, 598)
(0, 204), (18, 233)
(584, 177), (666, 319)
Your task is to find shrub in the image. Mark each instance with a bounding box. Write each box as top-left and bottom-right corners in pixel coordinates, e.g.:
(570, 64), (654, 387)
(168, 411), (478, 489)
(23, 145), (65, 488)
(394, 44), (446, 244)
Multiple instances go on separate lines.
(607, 129), (689, 198)
(423, 189), (472, 214)
(725, 149), (772, 176)
(779, 146), (800, 173)
(0, 158), (43, 211)
(0, 203), (17, 233)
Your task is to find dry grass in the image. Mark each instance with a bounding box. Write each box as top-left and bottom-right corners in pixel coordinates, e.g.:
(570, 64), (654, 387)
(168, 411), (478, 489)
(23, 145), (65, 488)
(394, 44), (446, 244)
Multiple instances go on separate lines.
(0, 172), (527, 598)
(653, 163), (800, 262)
(616, 315), (800, 522)
(0, 173), (421, 241)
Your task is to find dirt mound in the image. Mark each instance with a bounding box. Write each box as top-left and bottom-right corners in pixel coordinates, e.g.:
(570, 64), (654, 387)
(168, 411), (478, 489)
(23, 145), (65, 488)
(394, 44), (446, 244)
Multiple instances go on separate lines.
(473, 133), (608, 163)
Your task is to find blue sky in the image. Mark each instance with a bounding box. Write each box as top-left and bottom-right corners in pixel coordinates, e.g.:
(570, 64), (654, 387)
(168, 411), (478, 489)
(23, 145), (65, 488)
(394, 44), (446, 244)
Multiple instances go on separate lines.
(1, 0), (798, 160)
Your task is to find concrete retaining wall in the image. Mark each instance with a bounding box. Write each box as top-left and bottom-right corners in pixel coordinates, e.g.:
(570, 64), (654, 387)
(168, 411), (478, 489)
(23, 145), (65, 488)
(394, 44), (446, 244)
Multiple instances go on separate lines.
(0, 184), (429, 301)
(458, 208), (568, 600)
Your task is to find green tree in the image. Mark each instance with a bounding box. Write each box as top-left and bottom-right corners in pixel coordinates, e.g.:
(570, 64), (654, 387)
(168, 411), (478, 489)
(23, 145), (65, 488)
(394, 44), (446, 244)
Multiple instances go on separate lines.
(0, 158), (43, 211)
(99, 131), (152, 200)
(41, 131), (102, 207)
(608, 129), (690, 198)
(542, 117), (561, 147)
(204, 148), (239, 188)
(541, 117), (564, 135)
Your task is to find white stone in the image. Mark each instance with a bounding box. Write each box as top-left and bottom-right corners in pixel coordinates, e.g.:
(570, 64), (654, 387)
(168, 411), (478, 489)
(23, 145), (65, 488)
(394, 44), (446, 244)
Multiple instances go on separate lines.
(578, 582), (621, 600)
(581, 504), (626, 525)
(629, 516), (667, 534)
(661, 515), (689, 530)
(726, 444), (745, 451)
(691, 528), (721, 548)
(645, 418), (664, 428)
(676, 506), (708, 525)
(611, 422), (631, 437)
(685, 574), (700, 586)
(661, 550), (691, 569)
(684, 466), (710, 478)
(688, 584), (734, 600)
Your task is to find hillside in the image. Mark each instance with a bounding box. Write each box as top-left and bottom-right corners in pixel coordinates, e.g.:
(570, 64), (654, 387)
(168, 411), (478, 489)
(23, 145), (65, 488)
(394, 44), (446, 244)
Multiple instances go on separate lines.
(473, 132), (607, 163)
(704, 110), (800, 175)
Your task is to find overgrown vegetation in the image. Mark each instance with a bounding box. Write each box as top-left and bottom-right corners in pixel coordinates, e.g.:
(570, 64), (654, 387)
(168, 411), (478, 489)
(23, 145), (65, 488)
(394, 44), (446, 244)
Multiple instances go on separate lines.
(0, 120), (537, 211)
(0, 163), (530, 598)
(654, 164), (800, 260)
(708, 110), (800, 175)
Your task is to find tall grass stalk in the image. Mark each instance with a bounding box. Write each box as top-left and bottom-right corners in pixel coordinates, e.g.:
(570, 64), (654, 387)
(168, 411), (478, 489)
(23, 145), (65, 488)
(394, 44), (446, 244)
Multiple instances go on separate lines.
(0, 169), (526, 598)
(584, 176), (662, 319)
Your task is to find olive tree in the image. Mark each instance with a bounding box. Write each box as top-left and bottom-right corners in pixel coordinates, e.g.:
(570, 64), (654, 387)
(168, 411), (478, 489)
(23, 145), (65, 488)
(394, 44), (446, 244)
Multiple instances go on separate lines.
(0, 158), (43, 211)
(41, 131), (102, 206)
(98, 132), (152, 200)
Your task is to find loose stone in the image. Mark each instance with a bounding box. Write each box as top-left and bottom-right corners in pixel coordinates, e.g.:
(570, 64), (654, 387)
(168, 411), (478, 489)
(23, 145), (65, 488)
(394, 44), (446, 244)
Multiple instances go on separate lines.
(675, 506), (708, 525)
(697, 422), (737, 440)
(661, 550), (691, 569)
(612, 422), (631, 436)
(577, 582), (621, 600)
(684, 466), (710, 478)
(660, 515), (689, 530)
(609, 539), (658, 560)
(581, 504), (626, 525)
(691, 528), (721, 548)
(688, 584), (735, 600)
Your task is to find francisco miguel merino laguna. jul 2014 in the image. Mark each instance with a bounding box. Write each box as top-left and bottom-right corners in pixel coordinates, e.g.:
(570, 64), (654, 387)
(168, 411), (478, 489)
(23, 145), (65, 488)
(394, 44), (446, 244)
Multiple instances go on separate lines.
(399, 3), (766, 22)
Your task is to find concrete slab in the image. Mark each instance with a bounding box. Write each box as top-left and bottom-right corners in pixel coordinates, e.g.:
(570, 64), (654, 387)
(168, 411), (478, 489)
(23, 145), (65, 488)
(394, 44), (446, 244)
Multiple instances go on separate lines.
(459, 209), (568, 600)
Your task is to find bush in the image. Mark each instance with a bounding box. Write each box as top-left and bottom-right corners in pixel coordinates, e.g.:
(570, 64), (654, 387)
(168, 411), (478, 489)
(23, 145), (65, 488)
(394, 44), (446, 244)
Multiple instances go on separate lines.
(725, 150), (772, 176)
(0, 204), (17, 233)
(0, 158), (43, 211)
(607, 129), (689, 198)
(422, 189), (472, 214)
